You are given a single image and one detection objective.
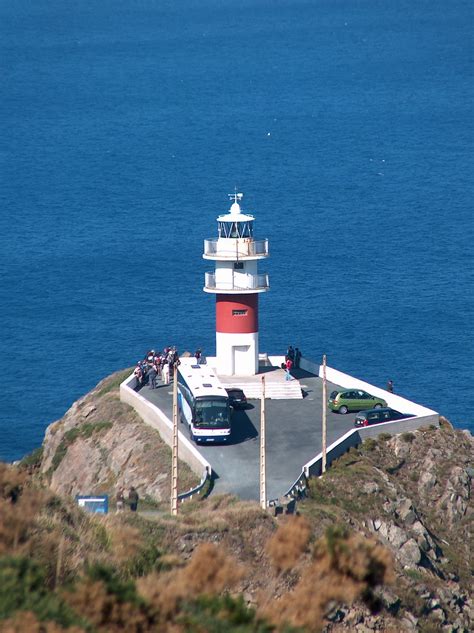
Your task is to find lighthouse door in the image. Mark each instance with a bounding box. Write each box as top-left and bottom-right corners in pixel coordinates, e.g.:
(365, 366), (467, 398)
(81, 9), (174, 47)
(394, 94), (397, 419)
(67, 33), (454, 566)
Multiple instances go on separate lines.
(233, 345), (250, 375)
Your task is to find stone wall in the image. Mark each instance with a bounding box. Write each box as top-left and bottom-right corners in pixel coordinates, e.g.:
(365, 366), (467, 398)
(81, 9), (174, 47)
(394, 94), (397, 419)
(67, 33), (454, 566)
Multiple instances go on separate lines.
(120, 374), (211, 480)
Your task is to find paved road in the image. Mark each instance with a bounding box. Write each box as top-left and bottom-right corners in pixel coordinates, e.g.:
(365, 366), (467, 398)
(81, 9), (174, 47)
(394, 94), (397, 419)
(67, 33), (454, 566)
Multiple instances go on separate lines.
(141, 371), (356, 502)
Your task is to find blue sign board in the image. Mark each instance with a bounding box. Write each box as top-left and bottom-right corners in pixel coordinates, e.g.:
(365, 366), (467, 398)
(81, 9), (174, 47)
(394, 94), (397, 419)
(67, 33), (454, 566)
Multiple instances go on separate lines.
(76, 495), (108, 514)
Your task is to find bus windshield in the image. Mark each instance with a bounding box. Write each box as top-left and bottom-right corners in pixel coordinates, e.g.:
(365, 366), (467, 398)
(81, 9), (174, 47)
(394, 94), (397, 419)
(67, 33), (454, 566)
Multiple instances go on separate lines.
(194, 399), (230, 429)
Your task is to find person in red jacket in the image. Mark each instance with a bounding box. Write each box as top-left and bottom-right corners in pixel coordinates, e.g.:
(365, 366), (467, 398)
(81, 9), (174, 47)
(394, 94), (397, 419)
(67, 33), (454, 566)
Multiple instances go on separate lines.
(285, 357), (293, 381)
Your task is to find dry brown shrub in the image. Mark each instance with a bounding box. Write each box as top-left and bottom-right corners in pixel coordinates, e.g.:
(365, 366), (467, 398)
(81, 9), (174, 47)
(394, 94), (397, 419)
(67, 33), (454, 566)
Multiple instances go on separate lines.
(137, 542), (244, 622)
(137, 572), (179, 620)
(0, 463), (46, 555)
(0, 611), (83, 633)
(205, 494), (239, 511)
(265, 515), (311, 573)
(107, 523), (142, 564)
(181, 542), (243, 593)
(0, 612), (42, 633)
(262, 529), (394, 633)
(64, 579), (152, 632)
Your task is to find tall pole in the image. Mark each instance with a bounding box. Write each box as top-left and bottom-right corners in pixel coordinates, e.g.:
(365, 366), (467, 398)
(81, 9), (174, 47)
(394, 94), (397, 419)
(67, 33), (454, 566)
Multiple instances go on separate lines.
(171, 362), (178, 516)
(259, 375), (266, 509)
(322, 354), (327, 474)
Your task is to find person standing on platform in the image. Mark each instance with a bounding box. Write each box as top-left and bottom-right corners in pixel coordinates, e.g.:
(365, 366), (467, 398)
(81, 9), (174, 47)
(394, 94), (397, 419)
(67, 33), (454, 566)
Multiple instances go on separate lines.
(162, 360), (170, 385)
(134, 364), (143, 389)
(285, 357), (293, 381)
(294, 348), (301, 369)
(128, 487), (139, 512)
(387, 379), (394, 393)
(194, 348), (202, 364)
(148, 365), (157, 389)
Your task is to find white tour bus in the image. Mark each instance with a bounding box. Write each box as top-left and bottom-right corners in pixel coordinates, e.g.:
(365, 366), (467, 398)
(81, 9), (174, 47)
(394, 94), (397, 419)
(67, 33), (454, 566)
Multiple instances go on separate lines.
(177, 360), (231, 443)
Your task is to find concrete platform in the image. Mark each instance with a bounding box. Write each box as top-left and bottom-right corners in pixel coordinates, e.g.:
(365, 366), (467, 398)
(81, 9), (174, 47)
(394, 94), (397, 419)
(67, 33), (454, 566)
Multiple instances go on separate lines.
(140, 369), (355, 502)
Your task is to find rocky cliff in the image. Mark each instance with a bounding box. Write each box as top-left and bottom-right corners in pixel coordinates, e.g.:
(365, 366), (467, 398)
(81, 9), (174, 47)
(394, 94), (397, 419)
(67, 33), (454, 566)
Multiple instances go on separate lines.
(39, 369), (198, 503)
(302, 423), (473, 631)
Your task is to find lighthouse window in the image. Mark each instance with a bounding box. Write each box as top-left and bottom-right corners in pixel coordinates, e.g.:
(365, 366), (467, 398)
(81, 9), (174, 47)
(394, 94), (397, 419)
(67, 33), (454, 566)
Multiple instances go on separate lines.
(217, 220), (254, 238)
(239, 221), (253, 238)
(232, 309), (248, 316)
(233, 262), (244, 270)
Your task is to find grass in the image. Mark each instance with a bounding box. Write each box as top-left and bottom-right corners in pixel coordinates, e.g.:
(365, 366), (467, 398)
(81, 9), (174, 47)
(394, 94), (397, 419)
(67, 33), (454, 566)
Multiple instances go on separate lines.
(20, 446), (44, 469)
(299, 504), (340, 524)
(95, 368), (134, 397)
(362, 437), (378, 451)
(51, 443), (68, 473)
(51, 421), (114, 472)
(328, 457), (373, 479)
(405, 568), (425, 582)
(305, 460), (387, 521)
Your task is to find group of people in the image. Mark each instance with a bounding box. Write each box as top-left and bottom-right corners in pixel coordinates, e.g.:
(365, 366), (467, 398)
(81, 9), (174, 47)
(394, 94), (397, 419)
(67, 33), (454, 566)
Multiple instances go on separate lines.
(282, 345), (302, 380)
(286, 345), (301, 368)
(133, 346), (180, 390)
(116, 486), (139, 512)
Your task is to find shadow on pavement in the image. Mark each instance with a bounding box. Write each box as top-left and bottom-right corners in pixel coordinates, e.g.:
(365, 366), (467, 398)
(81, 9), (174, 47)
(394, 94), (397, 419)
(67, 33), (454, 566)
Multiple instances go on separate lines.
(291, 368), (318, 379)
(227, 409), (258, 445)
(257, 365), (282, 375)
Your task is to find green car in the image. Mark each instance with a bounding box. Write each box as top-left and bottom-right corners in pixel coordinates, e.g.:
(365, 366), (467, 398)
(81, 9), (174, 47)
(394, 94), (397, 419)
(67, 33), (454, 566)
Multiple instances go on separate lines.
(328, 389), (387, 414)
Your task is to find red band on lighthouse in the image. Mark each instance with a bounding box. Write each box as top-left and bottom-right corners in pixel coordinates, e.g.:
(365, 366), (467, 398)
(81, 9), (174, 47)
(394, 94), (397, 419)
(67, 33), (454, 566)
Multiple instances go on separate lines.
(216, 294), (258, 333)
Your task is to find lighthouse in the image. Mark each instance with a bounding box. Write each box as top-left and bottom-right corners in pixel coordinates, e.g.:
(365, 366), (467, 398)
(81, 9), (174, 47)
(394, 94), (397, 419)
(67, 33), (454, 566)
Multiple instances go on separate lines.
(203, 193), (269, 376)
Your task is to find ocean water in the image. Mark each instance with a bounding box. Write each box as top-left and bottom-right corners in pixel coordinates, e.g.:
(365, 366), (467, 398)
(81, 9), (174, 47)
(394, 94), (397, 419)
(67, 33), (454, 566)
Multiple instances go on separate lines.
(1, 0), (472, 462)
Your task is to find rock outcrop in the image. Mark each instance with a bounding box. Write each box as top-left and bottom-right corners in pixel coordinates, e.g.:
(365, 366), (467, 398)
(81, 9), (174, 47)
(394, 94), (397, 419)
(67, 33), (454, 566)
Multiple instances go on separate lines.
(308, 423), (473, 632)
(40, 369), (198, 502)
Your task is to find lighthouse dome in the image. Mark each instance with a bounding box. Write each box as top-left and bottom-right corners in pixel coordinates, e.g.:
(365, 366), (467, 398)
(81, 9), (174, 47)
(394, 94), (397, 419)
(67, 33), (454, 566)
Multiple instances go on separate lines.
(216, 195), (255, 239)
(217, 201), (254, 224)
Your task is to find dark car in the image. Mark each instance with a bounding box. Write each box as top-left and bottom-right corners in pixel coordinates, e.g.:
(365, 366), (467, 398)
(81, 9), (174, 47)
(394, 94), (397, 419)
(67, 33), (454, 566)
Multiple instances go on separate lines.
(354, 408), (414, 427)
(225, 388), (247, 409)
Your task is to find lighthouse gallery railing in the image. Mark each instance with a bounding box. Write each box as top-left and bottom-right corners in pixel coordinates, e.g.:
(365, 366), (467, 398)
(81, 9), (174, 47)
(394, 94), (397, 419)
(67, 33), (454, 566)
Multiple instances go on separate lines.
(205, 272), (269, 291)
(204, 238), (269, 258)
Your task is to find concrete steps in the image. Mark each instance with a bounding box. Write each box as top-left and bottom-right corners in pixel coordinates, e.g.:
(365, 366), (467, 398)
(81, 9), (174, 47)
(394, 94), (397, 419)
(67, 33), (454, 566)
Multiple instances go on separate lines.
(220, 372), (303, 400)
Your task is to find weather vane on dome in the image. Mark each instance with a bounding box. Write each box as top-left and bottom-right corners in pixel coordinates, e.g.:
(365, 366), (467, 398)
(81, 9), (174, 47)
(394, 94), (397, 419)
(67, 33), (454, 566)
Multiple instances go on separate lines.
(228, 190), (243, 205)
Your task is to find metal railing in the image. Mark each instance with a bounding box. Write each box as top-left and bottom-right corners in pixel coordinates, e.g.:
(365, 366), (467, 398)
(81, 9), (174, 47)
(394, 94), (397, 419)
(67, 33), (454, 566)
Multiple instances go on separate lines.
(205, 272), (269, 291)
(203, 238), (269, 258)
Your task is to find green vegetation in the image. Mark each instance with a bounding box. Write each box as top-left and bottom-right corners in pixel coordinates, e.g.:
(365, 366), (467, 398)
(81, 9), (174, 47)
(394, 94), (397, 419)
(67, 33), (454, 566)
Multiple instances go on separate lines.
(180, 595), (276, 632)
(362, 437), (378, 452)
(404, 568), (425, 582)
(19, 446), (43, 469)
(0, 557), (87, 628)
(51, 421), (113, 472)
(95, 368), (134, 397)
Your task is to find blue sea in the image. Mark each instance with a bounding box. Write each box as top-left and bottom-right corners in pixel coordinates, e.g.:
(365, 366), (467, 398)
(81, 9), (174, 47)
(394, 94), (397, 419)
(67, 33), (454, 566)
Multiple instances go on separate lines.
(1, 0), (472, 462)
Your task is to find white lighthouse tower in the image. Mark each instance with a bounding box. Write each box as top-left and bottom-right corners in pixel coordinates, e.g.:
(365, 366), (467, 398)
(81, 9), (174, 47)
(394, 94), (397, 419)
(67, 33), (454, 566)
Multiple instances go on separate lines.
(203, 193), (269, 376)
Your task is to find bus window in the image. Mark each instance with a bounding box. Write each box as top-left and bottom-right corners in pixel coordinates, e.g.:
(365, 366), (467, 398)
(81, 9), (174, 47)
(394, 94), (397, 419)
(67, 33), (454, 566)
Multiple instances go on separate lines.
(194, 399), (230, 428)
